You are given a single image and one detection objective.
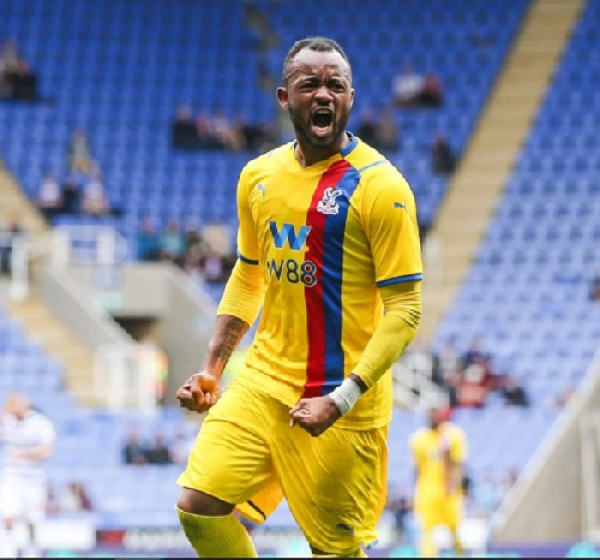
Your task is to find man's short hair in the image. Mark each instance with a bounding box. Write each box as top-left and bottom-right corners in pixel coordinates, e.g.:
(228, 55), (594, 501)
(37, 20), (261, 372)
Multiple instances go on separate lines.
(282, 36), (351, 84)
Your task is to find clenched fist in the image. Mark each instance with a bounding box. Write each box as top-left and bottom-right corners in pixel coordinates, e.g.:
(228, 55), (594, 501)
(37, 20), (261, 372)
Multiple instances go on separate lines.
(176, 371), (220, 414)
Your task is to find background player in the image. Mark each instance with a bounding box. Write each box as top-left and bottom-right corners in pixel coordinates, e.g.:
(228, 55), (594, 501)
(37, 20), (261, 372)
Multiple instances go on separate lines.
(0, 393), (56, 558)
(175, 36), (423, 558)
(410, 406), (467, 557)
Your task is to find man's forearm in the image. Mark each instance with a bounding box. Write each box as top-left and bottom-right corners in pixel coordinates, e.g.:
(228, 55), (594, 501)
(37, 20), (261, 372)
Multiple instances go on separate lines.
(353, 282), (421, 388)
(203, 315), (249, 378)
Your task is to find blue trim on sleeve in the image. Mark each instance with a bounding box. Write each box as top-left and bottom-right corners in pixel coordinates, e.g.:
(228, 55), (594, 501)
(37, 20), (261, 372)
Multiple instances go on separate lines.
(357, 160), (389, 174)
(340, 133), (358, 157)
(377, 273), (423, 287)
(238, 253), (259, 265)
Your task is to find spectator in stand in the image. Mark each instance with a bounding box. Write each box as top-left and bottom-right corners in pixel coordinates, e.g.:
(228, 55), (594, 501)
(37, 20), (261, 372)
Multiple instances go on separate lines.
(172, 105), (199, 150)
(432, 133), (457, 176)
(196, 112), (218, 149)
(160, 219), (185, 264)
(552, 386), (575, 409)
(137, 217), (161, 261)
(62, 173), (81, 214)
(0, 219), (25, 276)
(418, 74), (444, 107)
(377, 108), (401, 152)
(184, 243), (205, 283)
(458, 355), (497, 408)
(200, 248), (227, 284)
(357, 109), (379, 148)
(0, 40), (38, 102)
(145, 435), (173, 465)
(213, 108), (242, 152)
(171, 431), (195, 465)
(37, 172), (63, 220)
(500, 375), (530, 407)
(392, 65), (424, 108)
(81, 169), (108, 216)
(68, 130), (93, 173)
(122, 426), (147, 465)
(462, 337), (487, 369)
(59, 482), (94, 512)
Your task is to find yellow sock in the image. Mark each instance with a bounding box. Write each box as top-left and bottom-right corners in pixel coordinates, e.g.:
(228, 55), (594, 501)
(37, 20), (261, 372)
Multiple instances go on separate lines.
(176, 507), (258, 558)
(313, 547), (368, 558)
(420, 527), (437, 558)
(450, 527), (464, 555)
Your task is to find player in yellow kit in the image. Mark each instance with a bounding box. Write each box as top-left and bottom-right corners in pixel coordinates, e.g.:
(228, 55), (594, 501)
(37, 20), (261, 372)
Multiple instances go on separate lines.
(175, 36), (423, 558)
(410, 407), (467, 557)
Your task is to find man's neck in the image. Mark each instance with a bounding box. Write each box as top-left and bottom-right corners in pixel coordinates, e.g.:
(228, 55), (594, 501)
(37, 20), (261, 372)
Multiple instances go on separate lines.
(295, 132), (350, 168)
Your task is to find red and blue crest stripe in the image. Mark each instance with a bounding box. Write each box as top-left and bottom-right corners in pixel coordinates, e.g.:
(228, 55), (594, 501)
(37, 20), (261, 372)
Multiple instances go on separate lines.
(303, 159), (361, 398)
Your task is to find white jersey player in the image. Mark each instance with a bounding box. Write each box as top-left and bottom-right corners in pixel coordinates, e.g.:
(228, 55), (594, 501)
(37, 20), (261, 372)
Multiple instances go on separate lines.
(0, 393), (55, 558)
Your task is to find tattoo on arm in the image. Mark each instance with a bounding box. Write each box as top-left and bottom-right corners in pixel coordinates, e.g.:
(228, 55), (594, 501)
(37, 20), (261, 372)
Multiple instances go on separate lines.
(205, 315), (249, 376)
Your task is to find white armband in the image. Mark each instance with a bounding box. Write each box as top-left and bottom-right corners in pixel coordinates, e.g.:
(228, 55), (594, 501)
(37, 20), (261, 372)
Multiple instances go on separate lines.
(328, 377), (363, 416)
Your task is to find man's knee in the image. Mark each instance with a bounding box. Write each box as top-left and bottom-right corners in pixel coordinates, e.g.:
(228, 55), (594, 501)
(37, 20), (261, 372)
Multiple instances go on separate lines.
(177, 486), (235, 517)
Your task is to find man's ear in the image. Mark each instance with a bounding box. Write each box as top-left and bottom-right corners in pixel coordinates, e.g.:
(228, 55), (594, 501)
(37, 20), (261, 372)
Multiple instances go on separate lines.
(276, 87), (289, 110)
(350, 88), (355, 108)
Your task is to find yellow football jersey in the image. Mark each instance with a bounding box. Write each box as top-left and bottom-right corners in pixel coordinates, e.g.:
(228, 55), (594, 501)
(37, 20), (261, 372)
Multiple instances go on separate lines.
(229, 134), (422, 430)
(410, 422), (467, 503)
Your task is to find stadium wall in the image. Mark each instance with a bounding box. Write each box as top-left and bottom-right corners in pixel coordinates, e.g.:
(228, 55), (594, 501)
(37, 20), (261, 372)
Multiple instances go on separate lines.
(43, 262), (216, 403)
(492, 347), (600, 543)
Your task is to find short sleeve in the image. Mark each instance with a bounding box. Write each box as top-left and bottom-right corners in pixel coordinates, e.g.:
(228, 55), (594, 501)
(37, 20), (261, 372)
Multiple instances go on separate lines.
(37, 416), (56, 446)
(450, 428), (467, 464)
(236, 167), (260, 265)
(361, 171), (423, 287)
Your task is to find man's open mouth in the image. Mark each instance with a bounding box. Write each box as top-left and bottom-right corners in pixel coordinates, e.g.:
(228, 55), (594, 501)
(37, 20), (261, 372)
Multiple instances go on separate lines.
(311, 109), (334, 136)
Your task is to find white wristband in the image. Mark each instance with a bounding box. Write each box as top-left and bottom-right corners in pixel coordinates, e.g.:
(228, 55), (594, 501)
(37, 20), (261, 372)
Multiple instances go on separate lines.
(329, 377), (363, 416)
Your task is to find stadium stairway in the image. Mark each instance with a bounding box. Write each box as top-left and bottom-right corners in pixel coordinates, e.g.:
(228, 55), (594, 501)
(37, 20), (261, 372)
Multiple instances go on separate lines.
(6, 296), (99, 406)
(419, 0), (585, 341)
(0, 161), (46, 235)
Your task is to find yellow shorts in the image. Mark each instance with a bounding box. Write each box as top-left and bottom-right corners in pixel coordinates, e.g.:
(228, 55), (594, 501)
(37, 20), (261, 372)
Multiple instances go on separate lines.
(177, 379), (388, 554)
(415, 494), (463, 530)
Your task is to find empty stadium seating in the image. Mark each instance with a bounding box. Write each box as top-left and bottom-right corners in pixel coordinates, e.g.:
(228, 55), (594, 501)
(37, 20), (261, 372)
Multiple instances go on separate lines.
(386, 0), (600, 517)
(0, 0), (527, 250)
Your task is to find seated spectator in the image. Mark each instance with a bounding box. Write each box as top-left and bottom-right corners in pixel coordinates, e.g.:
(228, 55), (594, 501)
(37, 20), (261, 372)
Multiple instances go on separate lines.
(237, 117), (274, 152)
(552, 386), (575, 409)
(392, 65), (424, 108)
(160, 219), (185, 264)
(137, 217), (161, 261)
(357, 109), (379, 147)
(0, 219), (25, 276)
(145, 435), (173, 465)
(432, 133), (457, 175)
(184, 243), (205, 283)
(439, 337), (461, 385)
(68, 129), (93, 173)
(461, 337), (487, 369)
(196, 112), (219, 149)
(212, 108), (242, 152)
(458, 356), (497, 408)
(122, 426), (147, 465)
(0, 40), (38, 102)
(590, 275), (600, 301)
(171, 431), (195, 465)
(500, 375), (530, 407)
(172, 105), (198, 150)
(418, 74), (444, 107)
(37, 172), (63, 219)
(59, 482), (94, 512)
(81, 170), (108, 216)
(200, 248), (227, 284)
(377, 108), (401, 152)
(62, 173), (81, 214)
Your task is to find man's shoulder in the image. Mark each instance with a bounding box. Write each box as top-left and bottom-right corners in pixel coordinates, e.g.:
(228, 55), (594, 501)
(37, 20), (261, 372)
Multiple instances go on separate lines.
(241, 143), (293, 182)
(350, 141), (411, 194)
